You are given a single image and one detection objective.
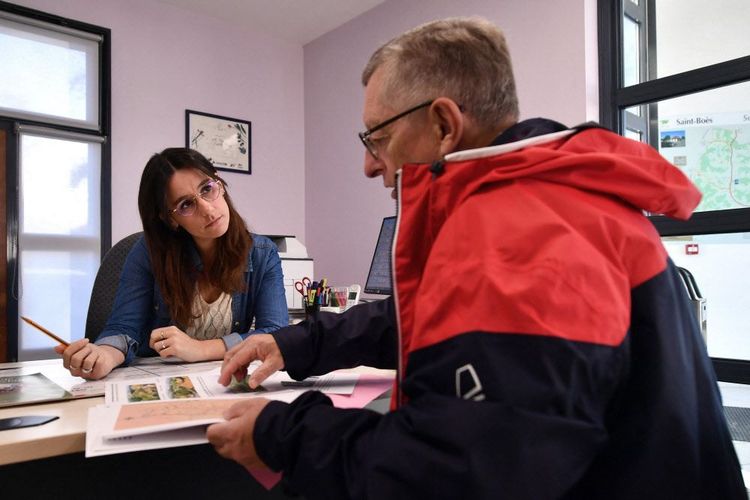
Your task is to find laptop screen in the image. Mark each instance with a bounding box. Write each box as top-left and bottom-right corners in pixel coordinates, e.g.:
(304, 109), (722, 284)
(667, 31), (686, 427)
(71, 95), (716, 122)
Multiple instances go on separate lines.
(364, 216), (396, 295)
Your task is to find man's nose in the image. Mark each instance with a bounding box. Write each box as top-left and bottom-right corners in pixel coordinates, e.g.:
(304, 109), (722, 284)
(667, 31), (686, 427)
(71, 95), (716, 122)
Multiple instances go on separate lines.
(364, 150), (382, 178)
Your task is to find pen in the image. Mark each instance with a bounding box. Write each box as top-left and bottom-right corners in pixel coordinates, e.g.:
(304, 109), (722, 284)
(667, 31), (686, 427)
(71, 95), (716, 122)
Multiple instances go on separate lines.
(20, 316), (70, 347)
(280, 380), (316, 387)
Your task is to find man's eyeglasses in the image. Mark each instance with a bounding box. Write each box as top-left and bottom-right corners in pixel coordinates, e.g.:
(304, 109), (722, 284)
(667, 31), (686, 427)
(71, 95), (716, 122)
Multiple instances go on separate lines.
(358, 99), (434, 160)
(170, 179), (223, 217)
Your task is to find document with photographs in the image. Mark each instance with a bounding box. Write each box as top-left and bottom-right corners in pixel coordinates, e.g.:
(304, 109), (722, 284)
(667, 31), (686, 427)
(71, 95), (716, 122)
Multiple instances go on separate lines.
(0, 357), (227, 403)
(86, 363), (362, 457)
(104, 364), (359, 405)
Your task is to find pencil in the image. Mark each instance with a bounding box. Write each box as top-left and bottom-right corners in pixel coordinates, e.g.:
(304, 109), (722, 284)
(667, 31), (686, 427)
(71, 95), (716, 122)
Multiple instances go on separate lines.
(20, 316), (70, 347)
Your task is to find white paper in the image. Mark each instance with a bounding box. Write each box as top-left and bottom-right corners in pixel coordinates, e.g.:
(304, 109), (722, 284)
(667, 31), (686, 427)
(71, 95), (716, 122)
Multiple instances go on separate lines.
(87, 360), (362, 457)
(104, 363), (359, 404)
(86, 404), (211, 457)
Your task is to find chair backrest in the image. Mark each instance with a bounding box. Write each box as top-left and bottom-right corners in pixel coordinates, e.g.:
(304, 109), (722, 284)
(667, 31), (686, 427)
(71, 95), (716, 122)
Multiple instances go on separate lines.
(84, 232), (143, 340)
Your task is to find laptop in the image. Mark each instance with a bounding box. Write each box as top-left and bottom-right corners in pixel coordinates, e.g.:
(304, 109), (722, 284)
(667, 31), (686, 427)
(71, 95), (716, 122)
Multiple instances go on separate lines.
(364, 216), (396, 296)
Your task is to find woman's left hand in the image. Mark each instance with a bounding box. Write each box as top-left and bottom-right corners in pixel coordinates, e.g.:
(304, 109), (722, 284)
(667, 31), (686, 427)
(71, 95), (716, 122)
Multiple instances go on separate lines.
(149, 326), (220, 362)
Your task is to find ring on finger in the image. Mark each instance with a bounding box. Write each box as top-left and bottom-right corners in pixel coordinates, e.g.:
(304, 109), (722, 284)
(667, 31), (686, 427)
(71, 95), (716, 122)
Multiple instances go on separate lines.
(82, 367), (93, 374)
(161, 341), (166, 351)
(161, 332), (165, 341)
(71, 365), (80, 370)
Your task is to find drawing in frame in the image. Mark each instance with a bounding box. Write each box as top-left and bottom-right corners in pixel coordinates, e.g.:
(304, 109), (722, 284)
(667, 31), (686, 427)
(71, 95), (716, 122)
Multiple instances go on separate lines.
(185, 109), (251, 174)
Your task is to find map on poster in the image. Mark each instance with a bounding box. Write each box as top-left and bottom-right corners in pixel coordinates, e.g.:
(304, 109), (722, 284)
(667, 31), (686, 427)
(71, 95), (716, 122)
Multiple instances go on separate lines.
(658, 111), (750, 212)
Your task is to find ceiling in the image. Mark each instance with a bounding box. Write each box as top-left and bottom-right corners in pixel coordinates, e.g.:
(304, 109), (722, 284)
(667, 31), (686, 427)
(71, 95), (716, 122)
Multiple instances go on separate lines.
(158, 0), (386, 45)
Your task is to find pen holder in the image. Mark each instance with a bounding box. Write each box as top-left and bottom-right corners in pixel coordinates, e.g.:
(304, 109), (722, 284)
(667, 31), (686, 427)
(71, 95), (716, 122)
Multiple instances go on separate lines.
(330, 287), (349, 309)
(304, 301), (320, 321)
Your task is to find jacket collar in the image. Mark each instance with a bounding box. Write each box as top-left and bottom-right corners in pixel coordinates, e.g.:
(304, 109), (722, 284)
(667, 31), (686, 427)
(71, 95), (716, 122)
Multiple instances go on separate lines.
(491, 117), (569, 146)
(445, 118), (575, 162)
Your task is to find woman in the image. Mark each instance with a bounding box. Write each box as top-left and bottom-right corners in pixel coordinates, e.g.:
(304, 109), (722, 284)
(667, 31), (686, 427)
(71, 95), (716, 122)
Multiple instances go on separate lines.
(56, 148), (288, 379)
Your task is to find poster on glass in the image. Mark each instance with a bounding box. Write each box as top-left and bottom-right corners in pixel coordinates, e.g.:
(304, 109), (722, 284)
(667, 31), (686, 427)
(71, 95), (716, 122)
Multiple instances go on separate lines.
(185, 109), (251, 174)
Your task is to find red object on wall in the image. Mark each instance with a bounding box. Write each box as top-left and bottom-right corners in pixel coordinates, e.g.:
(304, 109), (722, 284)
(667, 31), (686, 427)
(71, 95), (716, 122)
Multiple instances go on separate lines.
(685, 244), (699, 255)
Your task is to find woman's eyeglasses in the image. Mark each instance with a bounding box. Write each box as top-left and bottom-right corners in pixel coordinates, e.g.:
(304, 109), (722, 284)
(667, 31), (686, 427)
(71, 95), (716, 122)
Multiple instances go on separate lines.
(170, 179), (223, 217)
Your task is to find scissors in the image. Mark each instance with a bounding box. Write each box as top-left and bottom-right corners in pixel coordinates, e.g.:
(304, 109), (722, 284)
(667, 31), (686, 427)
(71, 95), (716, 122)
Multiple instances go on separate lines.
(294, 277), (312, 296)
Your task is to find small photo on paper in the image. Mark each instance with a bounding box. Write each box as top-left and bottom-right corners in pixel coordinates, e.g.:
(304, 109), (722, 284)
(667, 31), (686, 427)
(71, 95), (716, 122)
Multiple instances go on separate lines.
(127, 383), (160, 402)
(228, 376), (266, 394)
(168, 376), (198, 399)
(660, 130), (686, 148)
(0, 381), (21, 394)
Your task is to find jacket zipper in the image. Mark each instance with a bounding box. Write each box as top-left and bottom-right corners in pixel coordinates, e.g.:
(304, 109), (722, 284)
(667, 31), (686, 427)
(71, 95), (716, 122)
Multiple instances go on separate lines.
(392, 169), (404, 408)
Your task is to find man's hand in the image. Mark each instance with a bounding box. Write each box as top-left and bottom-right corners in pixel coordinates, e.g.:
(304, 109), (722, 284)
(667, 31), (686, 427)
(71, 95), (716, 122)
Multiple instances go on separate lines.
(54, 340), (124, 380)
(207, 399), (271, 472)
(219, 334), (284, 389)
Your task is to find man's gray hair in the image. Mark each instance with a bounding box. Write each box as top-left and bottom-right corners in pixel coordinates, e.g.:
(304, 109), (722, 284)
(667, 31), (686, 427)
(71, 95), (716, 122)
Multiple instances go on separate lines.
(362, 17), (519, 130)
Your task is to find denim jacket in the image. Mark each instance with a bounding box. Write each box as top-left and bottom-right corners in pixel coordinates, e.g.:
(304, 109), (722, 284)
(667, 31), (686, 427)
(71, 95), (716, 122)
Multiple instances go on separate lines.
(96, 233), (289, 365)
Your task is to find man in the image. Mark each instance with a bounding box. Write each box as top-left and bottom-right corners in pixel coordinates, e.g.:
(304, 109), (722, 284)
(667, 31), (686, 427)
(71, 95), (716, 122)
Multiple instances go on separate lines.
(207, 17), (745, 499)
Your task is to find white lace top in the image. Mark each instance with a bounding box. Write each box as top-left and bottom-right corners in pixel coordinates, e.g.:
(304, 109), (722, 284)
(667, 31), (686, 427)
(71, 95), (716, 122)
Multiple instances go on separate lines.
(185, 290), (233, 340)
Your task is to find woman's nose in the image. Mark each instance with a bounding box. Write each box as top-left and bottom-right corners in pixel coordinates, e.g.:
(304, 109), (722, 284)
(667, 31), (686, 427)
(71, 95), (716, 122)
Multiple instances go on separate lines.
(196, 195), (216, 215)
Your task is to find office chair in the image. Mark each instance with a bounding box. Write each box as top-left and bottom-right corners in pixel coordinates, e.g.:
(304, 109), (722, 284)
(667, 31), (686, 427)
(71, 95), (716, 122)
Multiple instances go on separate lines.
(84, 232), (143, 340)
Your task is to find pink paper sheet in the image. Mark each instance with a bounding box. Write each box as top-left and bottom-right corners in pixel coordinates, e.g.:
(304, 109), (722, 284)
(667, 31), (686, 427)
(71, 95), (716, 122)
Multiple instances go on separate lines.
(250, 374), (393, 490)
(328, 375), (394, 409)
(249, 467), (283, 490)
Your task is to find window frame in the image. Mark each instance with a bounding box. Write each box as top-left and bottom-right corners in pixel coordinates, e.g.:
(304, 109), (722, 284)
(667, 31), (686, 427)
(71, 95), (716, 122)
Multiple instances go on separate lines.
(598, 0), (750, 383)
(0, 0), (111, 361)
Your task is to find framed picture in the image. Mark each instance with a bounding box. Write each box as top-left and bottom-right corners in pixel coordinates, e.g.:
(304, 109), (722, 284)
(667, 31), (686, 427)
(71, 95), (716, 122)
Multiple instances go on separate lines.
(185, 109), (251, 175)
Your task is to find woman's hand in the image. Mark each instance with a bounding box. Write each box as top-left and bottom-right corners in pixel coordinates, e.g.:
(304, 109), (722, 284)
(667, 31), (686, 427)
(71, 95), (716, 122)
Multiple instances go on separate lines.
(54, 339), (124, 380)
(149, 326), (226, 362)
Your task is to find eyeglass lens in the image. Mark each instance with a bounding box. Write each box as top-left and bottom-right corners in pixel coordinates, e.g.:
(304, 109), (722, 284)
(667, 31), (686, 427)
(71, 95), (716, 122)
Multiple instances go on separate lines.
(359, 99), (433, 160)
(360, 135), (379, 159)
(174, 180), (221, 216)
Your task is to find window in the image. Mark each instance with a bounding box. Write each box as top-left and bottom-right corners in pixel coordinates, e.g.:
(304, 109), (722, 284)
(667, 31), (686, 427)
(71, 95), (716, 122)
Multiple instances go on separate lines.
(0, 2), (110, 361)
(0, 11), (100, 128)
(599, 0), (750, 382)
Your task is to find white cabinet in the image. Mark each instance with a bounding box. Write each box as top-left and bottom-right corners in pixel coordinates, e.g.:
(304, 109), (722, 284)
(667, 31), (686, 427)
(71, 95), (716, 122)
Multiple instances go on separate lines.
(267, 236), (314, 311)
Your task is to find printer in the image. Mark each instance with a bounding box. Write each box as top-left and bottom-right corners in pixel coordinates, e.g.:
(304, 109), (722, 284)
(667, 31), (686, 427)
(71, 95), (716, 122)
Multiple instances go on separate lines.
(266, 235), (314, 311)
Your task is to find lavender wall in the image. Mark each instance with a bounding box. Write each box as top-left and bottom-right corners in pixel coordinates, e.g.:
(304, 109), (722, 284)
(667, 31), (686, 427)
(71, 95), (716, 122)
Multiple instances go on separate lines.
(10, 0), (597, 294)
(13, 0), (306, 243)
(303, 0), (596, 293)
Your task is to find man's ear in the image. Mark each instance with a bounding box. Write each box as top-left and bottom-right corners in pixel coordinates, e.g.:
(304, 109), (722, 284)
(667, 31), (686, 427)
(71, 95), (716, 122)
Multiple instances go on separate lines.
(430, 97), (464, 157)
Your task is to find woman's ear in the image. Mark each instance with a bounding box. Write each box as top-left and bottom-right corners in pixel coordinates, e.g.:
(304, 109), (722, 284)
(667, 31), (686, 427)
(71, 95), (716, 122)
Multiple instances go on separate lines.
(430, 98), (464, 157)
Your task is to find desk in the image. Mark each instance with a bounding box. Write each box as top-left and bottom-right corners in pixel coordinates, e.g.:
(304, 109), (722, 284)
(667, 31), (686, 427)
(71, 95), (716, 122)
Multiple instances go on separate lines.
(0, 358), (394, 498)
(0, 359), (105, 465)
(0, 397), (98, 465)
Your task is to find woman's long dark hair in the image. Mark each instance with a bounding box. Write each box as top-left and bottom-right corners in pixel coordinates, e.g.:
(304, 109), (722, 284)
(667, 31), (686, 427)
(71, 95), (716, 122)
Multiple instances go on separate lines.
(138, 148), (252, 328)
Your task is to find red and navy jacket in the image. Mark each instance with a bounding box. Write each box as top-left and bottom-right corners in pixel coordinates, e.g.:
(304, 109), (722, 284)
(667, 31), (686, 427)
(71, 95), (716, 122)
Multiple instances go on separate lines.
(257, 119), (745, 499)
